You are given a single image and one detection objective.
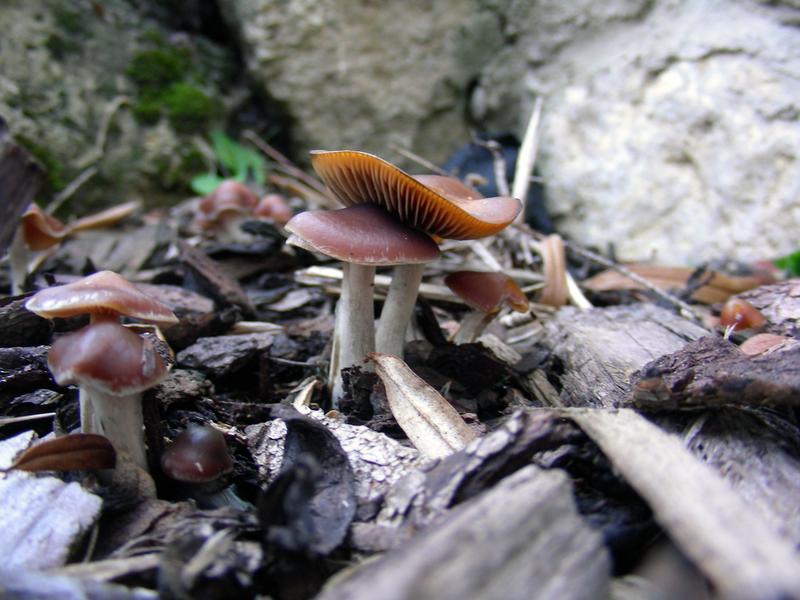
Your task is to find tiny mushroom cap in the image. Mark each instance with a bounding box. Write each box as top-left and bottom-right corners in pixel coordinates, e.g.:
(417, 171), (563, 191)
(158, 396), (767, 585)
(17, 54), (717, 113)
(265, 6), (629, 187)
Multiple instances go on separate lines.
(310, 150), (521, 240)
(445, 271), (529, 314)
(20, 204), (69, 251)
(48, 318), (169, 394)
(719, 297), (766, 331)
(25, 270), (179, 324)
(254, 193), (293, 225)
(198, 180), (259, 220)
(285, 204), (440, 266)
(161, 424), (234, 483)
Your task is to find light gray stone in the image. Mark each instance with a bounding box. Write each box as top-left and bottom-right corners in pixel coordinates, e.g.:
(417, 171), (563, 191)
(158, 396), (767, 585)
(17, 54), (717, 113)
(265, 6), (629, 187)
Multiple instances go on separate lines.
(222, 0), (500, 166)
(475, 0), (800, 263)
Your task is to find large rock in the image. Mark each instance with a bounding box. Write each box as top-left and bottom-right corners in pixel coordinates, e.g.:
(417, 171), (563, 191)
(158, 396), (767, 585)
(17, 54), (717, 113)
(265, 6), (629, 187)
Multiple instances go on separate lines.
(222, 0), (500, 167)
(473, 0), (800, 264)
(0, 0), (247, 211)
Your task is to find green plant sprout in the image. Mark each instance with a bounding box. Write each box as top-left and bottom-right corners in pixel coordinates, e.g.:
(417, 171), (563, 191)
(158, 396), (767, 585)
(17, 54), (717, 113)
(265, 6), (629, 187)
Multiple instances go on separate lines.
(190, 131), (266, 195)
(773, 250), (800, 277)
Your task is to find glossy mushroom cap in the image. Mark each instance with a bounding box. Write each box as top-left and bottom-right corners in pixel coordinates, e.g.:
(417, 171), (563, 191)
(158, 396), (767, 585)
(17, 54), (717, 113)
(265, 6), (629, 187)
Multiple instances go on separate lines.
(20, 204), (69, 251)
(719, 298), (766, 331)
(310, 150), (522, 240)
(25, 270), (179, 324)
(161, 424), (234, 483)
(48, 318), (169, 395)
(285, 204), (440, 266)
(445, 271), (529, 314)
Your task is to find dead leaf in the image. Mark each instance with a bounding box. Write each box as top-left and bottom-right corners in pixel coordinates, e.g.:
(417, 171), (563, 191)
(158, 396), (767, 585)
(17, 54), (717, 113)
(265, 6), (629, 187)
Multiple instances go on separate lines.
(369, 353), (476, 459)
(10, 433), (115, 472)
(538, 234), (568, 308)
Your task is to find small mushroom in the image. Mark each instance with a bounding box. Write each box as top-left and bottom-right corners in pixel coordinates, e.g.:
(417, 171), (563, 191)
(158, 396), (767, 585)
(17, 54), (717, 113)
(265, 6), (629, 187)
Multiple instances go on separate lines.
(445, 270), (529, 343)
(719, 297), (766, 334)
(161, 424), (248, 509)
(285, 204), (439, 404)
(8, 204), (69, 294)
(25, 271), (178, 470)
(194, 179), (259, 237)
(254, 193), (293, 226)
(309, 150), (521, 358)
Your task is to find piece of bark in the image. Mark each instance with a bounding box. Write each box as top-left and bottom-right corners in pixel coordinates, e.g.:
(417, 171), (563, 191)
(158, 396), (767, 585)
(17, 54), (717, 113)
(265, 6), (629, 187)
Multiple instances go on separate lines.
(569, 408), (800, 600)
(318, 465), (610, 600)
(179, 241), (254, 315)
(176, 332), (277, 378)
(0, 120), (44, 255)
(541, 304), (708, 407)
(629, 335), (800, 407)
(0, 295), (52, 347)
(0, 472), (102, 569)
(739, 279), (800, 337)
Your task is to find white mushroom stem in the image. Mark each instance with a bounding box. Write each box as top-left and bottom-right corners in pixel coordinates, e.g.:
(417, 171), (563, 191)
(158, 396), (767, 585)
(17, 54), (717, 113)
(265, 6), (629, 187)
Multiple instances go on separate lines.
(451, 311), (496, 345)
(331, 262), (376, 406)
(8, 230), (31, 295)
(376, 263), (426, 358)
(83, 387), (148, 470)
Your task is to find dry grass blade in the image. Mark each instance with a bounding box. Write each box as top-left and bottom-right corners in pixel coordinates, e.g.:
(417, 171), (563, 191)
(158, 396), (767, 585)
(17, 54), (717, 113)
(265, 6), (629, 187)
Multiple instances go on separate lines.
(370, 353), (476, 459)
(538, 234), (568, 308)
(9, 433), (116, 472)
(68, 200), (141, 233)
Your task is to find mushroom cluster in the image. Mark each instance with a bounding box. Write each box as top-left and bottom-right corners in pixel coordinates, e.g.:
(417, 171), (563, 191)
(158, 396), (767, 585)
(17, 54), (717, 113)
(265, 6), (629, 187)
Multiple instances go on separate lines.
(25, 271), (178, 470)
(194, 180), (293, 235)
(286, 150), (522, 404)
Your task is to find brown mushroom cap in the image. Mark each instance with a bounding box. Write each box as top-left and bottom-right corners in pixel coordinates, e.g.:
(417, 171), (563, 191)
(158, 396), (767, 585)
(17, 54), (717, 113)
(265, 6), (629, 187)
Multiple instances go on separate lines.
(25, 270), (179, 324)
(160, 424), (234, 483)
(20, 204), (69, 251)
(48, 318), (169, 395)
(310, 150), (522, 240)
(445, 271), (529, 314)
(199, 180), (258, 218)
(285, 204), (440, 266)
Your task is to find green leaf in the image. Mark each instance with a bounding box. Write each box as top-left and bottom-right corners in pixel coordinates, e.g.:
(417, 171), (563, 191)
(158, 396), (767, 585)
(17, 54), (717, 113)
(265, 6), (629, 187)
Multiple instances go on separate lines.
(774, 250), (800, 276)
(190, 172), (224, 195)
(210, 130), (265, 184)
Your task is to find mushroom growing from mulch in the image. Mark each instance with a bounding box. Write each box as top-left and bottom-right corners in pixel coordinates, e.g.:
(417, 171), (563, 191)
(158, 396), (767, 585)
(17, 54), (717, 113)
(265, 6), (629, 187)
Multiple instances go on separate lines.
(308, 150), (522, 360)
(25, 270), (178, 470)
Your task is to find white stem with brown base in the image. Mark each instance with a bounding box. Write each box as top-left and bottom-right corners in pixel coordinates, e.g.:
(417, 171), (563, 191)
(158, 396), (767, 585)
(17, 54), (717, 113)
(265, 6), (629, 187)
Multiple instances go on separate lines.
(376, 263), (425, 358)
(83, 387), (148, 471)
(330, 263), (376, 406)
(8, 230), (30, 295)
(452, 311), (496, 345)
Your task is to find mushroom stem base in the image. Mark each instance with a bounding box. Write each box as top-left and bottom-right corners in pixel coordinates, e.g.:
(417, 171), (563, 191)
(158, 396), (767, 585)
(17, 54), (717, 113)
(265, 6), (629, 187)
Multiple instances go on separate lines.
(452, 311), (495, 344)
(8, 230), (30, 295)
(331, 263), (375, 406)
(376, 263), (425, 358)
(83, 387), (148, 471)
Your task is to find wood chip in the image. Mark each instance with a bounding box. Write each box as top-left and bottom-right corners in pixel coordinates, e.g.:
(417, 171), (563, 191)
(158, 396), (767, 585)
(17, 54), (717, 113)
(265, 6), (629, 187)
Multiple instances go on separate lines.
(319, 465), (610, 600)
(9, 433), (115, 472)
(569, 408), (800, 600)
(370, 353), (476, 459)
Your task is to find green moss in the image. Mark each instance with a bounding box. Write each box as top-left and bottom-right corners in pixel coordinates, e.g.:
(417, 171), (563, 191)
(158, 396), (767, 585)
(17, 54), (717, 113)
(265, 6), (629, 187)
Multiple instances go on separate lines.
(126, 48), (188, 92)
(162, 83), (217, 132)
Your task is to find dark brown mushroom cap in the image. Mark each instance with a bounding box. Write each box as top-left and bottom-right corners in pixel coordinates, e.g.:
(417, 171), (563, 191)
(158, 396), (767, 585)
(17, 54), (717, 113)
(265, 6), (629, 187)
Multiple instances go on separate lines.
(25, 270), (179, 324)
(285, 204), (440, 266)
(310, 150), (522, 240)
(160, 424), (234, 483)
(445, 271), (529, 314)
(20, 204), (69, 251)
(48, 318), (169, 395)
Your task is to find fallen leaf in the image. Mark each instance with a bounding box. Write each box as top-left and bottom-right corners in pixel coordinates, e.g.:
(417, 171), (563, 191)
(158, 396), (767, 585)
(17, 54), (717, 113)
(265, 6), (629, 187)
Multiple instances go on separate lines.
(538, 234), (568, 308)
(10, 433), (116, 472)
(369, 353), (476, 459)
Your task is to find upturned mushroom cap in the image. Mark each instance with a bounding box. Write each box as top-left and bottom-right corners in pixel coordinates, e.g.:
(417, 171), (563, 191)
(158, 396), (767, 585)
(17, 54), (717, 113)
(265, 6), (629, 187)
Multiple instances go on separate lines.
(310, 150), (522, 240)
(285, 204), (440, 266)
(20, 204), (69, 251)
(161, 424), (234, 483)
(445, 271), (529, 314)
(48, 319), (169, 395)
(25, 270), (179, 324)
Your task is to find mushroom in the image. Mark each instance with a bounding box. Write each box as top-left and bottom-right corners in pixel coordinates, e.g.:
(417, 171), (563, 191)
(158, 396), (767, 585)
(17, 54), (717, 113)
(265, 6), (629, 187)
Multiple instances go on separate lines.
(194, 179), (259, 237)
(25, 270), (178, 470)
(254, 193), (293, 226)
(160, 423), (247, 509)
(719, 297), (766, 335)
(8, 204), (69, 294)
(7, 201), (141, 294)
(444, 270), (529, 343)
(285, 204), (439, 403)
(309, 150), (521, 358)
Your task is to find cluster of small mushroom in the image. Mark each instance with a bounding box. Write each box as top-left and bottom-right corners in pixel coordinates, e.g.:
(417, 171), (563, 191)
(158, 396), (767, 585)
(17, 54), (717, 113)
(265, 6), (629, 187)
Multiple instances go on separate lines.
(285, 150), (529, 404)
(193, 179), (292, 234)
(25, 271), (178, 470)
